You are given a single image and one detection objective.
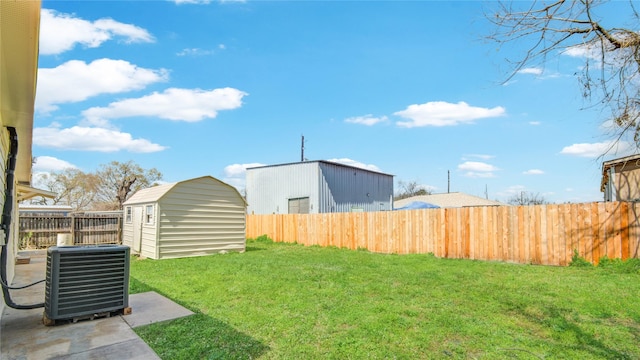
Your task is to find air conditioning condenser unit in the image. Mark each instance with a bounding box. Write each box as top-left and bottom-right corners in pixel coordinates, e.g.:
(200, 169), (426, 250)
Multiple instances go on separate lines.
(44, 245), (130, 325)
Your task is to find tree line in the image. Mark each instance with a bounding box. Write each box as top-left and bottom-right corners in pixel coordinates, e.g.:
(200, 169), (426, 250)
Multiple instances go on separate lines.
(31, 160), (162, 211)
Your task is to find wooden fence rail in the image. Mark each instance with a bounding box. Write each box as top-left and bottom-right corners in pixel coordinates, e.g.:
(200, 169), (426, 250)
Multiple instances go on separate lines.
(246, 201), (640, 266)
(19, 213), (123, 249)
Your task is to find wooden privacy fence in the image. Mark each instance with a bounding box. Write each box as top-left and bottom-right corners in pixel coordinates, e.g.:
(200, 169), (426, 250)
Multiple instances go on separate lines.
(19, 212), (123, 249)
(246, 201), (640, 266)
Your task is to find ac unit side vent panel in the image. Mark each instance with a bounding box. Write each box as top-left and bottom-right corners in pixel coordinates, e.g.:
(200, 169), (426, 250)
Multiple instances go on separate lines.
(45, 245), (130, 321)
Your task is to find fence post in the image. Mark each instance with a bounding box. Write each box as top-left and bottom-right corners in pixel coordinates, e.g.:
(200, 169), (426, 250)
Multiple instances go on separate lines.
(117, 215), (122, 244)
(69, 213), (73, 245)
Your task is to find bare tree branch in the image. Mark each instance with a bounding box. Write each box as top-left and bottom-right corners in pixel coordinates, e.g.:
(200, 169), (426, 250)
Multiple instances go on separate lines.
(487, 0), (640, 151)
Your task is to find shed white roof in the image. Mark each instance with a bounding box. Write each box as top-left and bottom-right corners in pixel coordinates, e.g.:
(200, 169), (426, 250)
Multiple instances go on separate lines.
(395, 192), (505, 209)
(124, 182), (176, 204)
(123, 176), (245, 205)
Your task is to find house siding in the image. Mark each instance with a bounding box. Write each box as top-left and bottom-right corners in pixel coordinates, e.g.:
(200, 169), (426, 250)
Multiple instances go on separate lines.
(1, 0), (42, 327)
(611, 162), (640, 201)
(0, 130), (10, 298)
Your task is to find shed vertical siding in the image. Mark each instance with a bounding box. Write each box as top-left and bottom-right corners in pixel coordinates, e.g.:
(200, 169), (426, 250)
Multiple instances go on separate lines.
(122, 215), (133, 248)
(123, 202), (159, 259)
(318, 162), (393, 213)
(246, 162), (319, 214)
(142, 203), (159, 259)
(156, 177), (246, 259)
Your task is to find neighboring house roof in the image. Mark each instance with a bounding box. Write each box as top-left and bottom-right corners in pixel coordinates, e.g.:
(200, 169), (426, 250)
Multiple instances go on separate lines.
(600, 153), (640, 192)
(0, 0), (41, 185)
(395, 192), (505, 209)
(247, 160), (394, 177)
(19, 204), (73, 212)
(123, 175), (247, 206)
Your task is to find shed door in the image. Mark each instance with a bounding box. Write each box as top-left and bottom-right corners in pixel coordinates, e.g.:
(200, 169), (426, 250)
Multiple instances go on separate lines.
(288, 197), (310, 214)
(132, 206), (144, 253)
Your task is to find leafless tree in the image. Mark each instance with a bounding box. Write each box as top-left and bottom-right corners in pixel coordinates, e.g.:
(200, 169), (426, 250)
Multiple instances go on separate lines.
(94, 161), (162, 210)
(394, 180), (431, 200)
(487, 0), (640, 147)
(36, 169), (98, 210)
(507, 191), (548, 205)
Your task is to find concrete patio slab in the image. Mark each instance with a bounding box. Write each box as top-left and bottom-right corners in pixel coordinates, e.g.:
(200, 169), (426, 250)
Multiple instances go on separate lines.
(1, 250), (194, 360)
(125, 291), (194, 329)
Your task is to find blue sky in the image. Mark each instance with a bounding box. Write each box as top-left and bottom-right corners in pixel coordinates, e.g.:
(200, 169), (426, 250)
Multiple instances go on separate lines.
(32, 0), (633, 204)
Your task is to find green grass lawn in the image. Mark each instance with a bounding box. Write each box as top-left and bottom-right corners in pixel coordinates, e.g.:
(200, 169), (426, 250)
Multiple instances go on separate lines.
(130, 237), (640, 359)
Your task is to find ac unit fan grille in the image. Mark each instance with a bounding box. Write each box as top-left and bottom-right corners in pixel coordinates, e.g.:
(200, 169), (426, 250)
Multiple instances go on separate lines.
(45, 245), (130, 320)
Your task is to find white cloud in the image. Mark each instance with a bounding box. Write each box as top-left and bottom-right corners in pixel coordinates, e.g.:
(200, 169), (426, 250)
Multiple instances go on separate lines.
(463, 172), (496, 178)
(458, 161), (498, 172)
(496, 185), (527, 198)
(563, 44), (601, 61)
(523, 169), (544, 175)
(517, 67), (543, 75)
(176, 48), (214, 56)
(33, 125), (166, 153)
(394, 101), (506, 128)
(224, 163), (266, 178)
(462, 154), (494, 161)
(82, 87), (247, 123)
(223, 163), (266, 192)
(327, 158), (382, 172)
(529, 121), (541, 126)
(36, 59), (168, 112)
(560, 140), (633, 158)
(40, 9), (154, 55)
(458, 161), (499, 178)
(33, 156), (76, 172)
(345, 115), (388, 126)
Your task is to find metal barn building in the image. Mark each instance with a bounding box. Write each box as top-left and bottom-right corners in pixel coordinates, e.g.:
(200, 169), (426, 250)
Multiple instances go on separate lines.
(122, 176), (246, 259)
(246, 161), (394, 214)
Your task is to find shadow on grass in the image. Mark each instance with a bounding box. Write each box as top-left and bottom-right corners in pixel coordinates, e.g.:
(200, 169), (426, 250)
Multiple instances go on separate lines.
(129, 278), (270, 359)
(135, 314), (270, 360)
(503, 298), (638, 359)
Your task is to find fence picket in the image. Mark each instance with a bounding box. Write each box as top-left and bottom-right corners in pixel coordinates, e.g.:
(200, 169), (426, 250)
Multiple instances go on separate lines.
(19, 212), (122, 249)
(246, 201), (640, 266)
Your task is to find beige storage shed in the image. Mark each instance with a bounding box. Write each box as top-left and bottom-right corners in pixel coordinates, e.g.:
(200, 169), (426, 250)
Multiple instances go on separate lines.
(122, 175), (246, 259)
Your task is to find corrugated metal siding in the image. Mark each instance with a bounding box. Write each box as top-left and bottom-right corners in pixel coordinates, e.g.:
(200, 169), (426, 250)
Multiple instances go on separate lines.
(318, 162), (393, 212)
(246, 162), (319, 214)
(156, 177), (246, 259)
